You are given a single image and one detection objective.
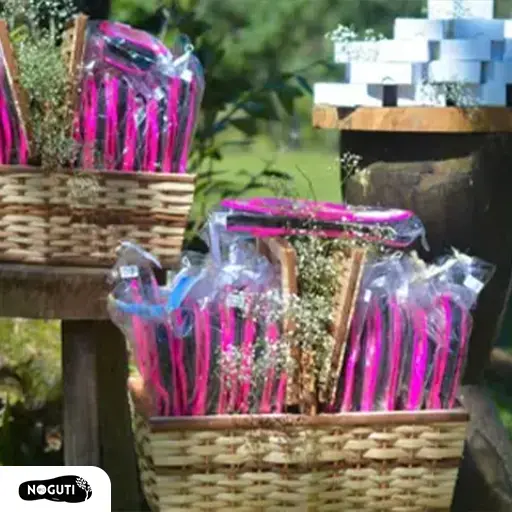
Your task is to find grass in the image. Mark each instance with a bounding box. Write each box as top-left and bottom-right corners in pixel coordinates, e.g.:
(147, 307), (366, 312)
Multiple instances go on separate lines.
(191, 140), (341, 221)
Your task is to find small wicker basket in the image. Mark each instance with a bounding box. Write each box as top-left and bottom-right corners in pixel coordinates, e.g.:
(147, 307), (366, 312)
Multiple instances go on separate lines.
(0, 166), (195, 266)
(146, 410), (468, 512)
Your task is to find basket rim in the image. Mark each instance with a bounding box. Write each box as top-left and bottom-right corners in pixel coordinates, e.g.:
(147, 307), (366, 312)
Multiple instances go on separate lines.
(149, 408), (469, 432)
(0, 165), (196, 183)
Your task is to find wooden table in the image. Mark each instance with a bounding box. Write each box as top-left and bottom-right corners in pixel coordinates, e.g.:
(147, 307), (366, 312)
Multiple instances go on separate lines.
(0, 263), (143, 511)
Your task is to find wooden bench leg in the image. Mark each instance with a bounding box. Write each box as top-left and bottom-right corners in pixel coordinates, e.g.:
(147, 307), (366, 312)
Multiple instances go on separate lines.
(62, 320), (143, 511)
(62, 319), (100, 466)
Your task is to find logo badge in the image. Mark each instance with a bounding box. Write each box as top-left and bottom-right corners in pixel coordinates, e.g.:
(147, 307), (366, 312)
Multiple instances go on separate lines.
(19, 476), (92, 503)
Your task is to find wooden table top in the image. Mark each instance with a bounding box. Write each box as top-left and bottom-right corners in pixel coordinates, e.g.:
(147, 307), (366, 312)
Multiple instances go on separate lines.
(0, 264), (111, 320)
(313, 105), (512, 133)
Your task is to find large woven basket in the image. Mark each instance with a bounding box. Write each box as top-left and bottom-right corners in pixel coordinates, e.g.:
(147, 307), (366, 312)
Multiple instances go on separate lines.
(147, 410), (468, 512)
(0, 166), (195, 266)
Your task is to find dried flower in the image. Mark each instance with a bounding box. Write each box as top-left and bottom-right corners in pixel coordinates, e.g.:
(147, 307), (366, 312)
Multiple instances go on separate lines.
(4, 0), (77, 171)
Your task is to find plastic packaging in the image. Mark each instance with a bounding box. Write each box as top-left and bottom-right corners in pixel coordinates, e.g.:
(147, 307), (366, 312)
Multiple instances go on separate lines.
(398, 282), (432, 411)
(108, 240), (287, 416)
(337, 249), (494, 413)
(338, 256), (408, 411)
(0, 43), (29, 165)
(396, 251), (495, 410)
(108, 242), (171, 415)
(74, 20), (204, 172)
(218, 198), (428, 250)
(422, 250), (494, 409)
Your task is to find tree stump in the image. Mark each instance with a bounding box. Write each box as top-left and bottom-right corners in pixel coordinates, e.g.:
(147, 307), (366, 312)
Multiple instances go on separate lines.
(341, 130), (512, 385)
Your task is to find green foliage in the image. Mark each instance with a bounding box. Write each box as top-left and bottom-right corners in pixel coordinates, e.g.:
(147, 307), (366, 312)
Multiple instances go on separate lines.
(0, 319), (62, 465)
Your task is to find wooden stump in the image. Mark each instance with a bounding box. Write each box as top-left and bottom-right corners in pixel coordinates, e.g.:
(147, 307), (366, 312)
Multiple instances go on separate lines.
(453, 385), (512, 512)
(342, 131), (512, 384)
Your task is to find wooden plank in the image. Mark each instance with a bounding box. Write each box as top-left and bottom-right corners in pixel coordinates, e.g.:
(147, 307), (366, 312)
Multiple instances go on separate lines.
(0, 21), (32, 147)
(256, 238), (301, 410)
(322, 248), (367, 405)
(62, 320), (100, 466)
(0, 263), (168, 320)
(66, 14), (89, 129)
(0, 264), (110, 319)
(96, 321), (143, 511)
(313, 105), (512, 133)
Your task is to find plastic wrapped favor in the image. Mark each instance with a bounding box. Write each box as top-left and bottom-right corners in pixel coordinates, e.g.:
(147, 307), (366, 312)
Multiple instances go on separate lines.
(0, 40), (29, 164)
(74, 21), (204, 172)
(218, 198), (428, 250)
(108, 240), (288, 416)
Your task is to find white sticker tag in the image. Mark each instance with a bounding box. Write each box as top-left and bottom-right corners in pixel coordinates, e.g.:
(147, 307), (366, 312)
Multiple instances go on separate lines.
(464, 274), (484, 294)
(226, 293), (245, 310)
(397, 284), (408, 299)
(373, 276), (386, 287)
(363, 289), (372, 303)
(120, 265), (139, 279)
(181, 69), (193, 82)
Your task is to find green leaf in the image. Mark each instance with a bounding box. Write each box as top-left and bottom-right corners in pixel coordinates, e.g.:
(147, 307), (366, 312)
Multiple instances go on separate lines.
(230, 118), (259, 137)
(276, 84), (304, 116)
(260, 169), (294, 180)
(296, 75), (313, 95)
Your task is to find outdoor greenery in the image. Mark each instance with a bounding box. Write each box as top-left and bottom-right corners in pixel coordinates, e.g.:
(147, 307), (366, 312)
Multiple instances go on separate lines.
(2, 0), (512, 468)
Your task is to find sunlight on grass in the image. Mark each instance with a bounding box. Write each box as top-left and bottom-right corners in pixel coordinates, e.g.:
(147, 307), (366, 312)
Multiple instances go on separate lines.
(192, 144), (341, 220)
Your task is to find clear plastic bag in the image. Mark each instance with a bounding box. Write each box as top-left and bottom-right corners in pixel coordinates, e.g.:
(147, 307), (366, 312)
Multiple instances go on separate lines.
(337, 249), (493, 413)
(423, 251), (494, 409)
(108, 240), (287, 416)
(74, 20), (204, 172)
(0, 42), (29, 164)
(219, 198), (428, 250)
(397, 251), (494, 410)
(108, 242), (171, 415)
(356, 256), (416, 412)
(338, 256), (410, 412)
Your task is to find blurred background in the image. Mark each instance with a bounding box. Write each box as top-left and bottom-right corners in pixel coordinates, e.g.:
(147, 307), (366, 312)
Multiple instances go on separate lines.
(2, 0), (512, 467)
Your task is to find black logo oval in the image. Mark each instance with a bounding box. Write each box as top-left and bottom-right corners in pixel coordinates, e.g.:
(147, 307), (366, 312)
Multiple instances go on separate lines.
(19, 475), (92, 503)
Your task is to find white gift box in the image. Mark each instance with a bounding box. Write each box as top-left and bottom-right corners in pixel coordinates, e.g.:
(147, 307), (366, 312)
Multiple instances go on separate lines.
(313, 83), (384, 107)
(394, 18), (447, 40)
(428, 0), (494, 20)
(504, 20), (512, 38)
(347, 62), (423, 85)
(397, 84), (446, 106)
(482, 61), (512, 83)
(334, 40), (431, 63)
(439, 40), (492, 61)
(428, 60), (482, 83)
(477, 81), (507, 105)
(453, 19), (504, 40)
(502, 40), (512, 60)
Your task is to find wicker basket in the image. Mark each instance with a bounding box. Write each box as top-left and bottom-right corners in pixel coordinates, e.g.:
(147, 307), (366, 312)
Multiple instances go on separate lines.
(147, 410), (468, 512)
(126, 237), (468, 511)
(0, 166), (195, 266)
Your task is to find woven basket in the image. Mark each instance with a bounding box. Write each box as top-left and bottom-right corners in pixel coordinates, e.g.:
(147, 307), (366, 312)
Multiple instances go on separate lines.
(148, 410), (468, 512)
(0, 166), (195, 266)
